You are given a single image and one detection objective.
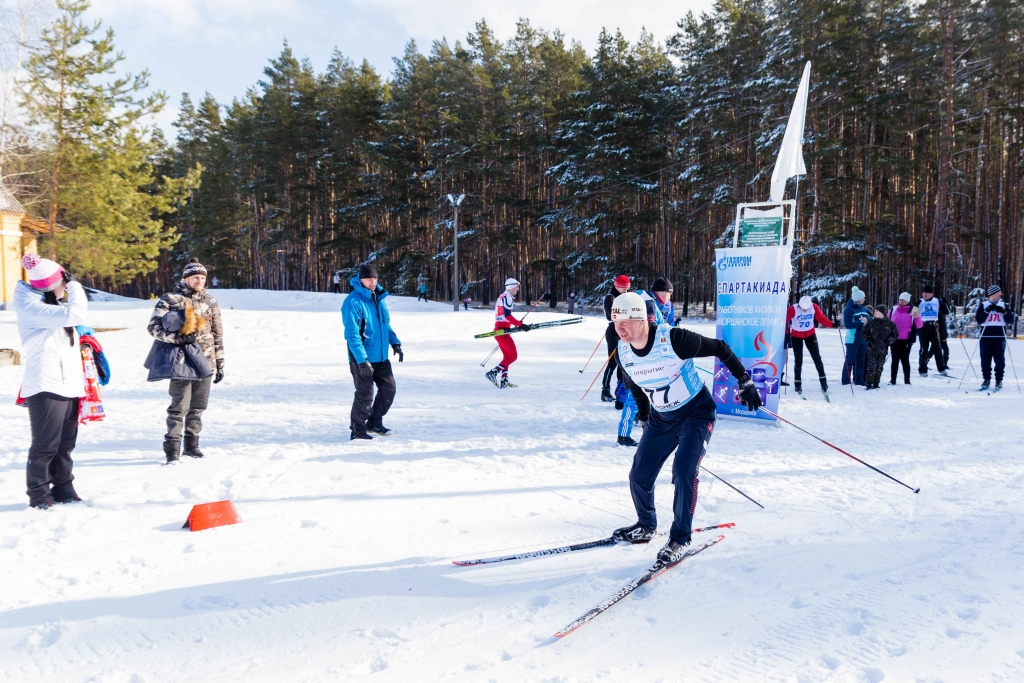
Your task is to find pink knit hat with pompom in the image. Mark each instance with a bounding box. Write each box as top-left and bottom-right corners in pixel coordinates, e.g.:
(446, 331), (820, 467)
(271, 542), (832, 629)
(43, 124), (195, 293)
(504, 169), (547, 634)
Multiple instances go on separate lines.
(21, 253), (65, 292)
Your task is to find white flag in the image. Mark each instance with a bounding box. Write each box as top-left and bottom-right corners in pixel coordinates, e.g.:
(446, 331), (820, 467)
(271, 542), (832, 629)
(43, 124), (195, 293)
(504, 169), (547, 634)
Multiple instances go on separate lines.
(769, 62), (811, 203)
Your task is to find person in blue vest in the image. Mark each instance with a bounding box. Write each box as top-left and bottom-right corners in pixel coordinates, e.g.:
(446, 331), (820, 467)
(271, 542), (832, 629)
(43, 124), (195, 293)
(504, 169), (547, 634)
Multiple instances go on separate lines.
(842, 286), (870, 386)
(917, 285), (950, 377)
(975, 284), (1014, 392)
(342, 264), (404, 440)
(649, 278), (676, 326)
(607, 292), (761, 566)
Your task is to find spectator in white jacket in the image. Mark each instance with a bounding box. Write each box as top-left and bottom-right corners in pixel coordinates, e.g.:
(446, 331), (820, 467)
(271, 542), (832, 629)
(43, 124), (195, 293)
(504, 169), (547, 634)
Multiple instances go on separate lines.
(14, 254), (88, 509)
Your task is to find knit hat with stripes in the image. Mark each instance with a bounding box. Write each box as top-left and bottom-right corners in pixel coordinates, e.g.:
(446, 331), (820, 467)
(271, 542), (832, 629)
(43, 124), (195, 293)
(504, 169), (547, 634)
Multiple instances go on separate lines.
(21, 253), (64, 292)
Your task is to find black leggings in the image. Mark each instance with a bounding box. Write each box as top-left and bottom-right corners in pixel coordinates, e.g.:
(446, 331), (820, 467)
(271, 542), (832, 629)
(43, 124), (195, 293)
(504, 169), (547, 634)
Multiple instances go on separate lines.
(792, 335), (826, 388)
(890, 339), (912, 383)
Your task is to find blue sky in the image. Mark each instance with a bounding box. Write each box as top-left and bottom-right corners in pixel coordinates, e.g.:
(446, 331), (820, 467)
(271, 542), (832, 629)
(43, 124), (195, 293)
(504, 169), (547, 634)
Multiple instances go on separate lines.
(86, 0), (715, 134)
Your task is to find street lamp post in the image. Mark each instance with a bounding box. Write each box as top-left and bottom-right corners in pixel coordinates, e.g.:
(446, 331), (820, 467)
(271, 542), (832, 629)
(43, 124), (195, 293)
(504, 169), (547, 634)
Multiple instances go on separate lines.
(447, 194), (465, 312)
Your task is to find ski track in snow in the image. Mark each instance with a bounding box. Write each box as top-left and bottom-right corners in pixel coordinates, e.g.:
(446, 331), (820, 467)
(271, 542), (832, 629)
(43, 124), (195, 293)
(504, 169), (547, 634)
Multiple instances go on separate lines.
(1, 289), (1022, 682)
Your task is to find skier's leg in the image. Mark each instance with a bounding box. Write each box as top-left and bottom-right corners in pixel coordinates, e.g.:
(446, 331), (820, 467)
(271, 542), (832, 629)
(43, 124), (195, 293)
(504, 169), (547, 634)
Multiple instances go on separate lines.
(842, 343), (854, 384)
(165, 379), (192, 443)
(792, 336), (804, 390)
(806, 334), (827, 388)
(184, 376), (212, 439)
(628, 411), (679, 531)
(618, 402), (636, 438)
(978, 339), (992, 383)
(349, 361), (375, 436)
(368, 360), (397, 428)
(49, 397), (80, 502)
(602, 323), (618, 395)
(495, 335), (517, 376)
(995, 339), (1006, 384)
(668, 395), (716, 544)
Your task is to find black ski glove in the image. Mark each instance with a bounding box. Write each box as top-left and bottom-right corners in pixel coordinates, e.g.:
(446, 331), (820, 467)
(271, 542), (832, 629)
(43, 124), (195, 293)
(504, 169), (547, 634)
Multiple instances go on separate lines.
(520, 323), (532, 332)
(638, 418), (648, 431)
(391, 344), (404, 362)
(179, 333), (197, 346)
(214, 369), (224, 384)
(737, 374), (762, 412)
(356, 361), (374, 379)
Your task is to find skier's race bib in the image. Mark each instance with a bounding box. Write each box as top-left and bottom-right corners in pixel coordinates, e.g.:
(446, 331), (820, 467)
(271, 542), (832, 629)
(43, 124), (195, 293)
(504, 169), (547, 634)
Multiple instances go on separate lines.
(981, 309), (1006, 327)
(918, 299), (940, 322)
(791, 306), (815, 333)
(618, 323), (704, 413)
(494, 291), (515, 322)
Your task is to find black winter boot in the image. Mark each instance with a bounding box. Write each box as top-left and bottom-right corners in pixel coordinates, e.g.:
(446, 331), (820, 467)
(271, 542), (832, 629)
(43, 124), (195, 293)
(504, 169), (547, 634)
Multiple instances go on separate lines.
(617, 435), (639, 447)
(183, 437), (205, 458)
(612, 523), (656, 544)
(164, 440), (180, 464)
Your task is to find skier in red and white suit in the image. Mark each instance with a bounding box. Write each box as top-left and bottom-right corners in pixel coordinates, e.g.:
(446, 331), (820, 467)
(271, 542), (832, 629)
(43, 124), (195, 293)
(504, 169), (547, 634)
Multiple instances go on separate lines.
(486, 278), (531, 388)
(786, 295), (834, 395)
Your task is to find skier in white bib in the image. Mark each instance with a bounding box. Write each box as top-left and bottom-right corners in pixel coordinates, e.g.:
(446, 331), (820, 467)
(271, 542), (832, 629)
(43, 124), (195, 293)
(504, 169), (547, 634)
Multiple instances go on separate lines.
(917, 285), (949, 377)
(607, 292), (761, 565)
(975, 284), (1014, 391)
(785, 295), (833, 396)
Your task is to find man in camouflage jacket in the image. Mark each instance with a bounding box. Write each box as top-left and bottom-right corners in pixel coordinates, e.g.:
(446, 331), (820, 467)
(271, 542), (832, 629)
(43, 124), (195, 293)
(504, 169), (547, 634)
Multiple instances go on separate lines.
(148, 258), (224, 462)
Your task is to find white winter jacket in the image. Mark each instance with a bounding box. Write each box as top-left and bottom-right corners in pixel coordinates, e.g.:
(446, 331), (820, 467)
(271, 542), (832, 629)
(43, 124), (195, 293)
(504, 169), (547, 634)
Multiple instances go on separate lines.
(14, 280), (88, 399)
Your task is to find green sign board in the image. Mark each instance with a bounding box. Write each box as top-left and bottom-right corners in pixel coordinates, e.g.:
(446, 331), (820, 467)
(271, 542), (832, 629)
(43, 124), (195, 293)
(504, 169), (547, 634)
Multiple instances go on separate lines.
(739, 217), (783, 247)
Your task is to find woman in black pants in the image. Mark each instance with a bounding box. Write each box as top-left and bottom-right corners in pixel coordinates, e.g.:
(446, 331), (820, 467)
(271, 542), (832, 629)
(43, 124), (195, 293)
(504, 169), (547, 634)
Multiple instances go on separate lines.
(14, 254), (89, 509)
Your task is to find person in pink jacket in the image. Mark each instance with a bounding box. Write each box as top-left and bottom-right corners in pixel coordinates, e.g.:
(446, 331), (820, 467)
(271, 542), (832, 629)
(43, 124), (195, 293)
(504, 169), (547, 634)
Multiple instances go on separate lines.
(889, 292), (922, 384)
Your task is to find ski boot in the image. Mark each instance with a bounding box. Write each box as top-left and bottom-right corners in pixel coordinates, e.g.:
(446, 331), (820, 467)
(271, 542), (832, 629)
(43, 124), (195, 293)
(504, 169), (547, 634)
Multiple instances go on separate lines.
(794, 381), (802, 395)
(656, 538), (691, 565)
(978, 381), (990, 392)
(820, 379), (830, 401)
(164, 440), (180, 464)
(937, 370), (950, 377)
(500, 376), (516, 389)
(368, 425), (393, 436)
(617, 436), (639, 447)
(993, 382), (1003, 393)
(612, 523), (656, 544)
(920, 371), (928, 378)
(350, 431), (374, 440)
(183, 437), (205, 458)
(485, 368), (501, 387)
(600, 388), (616, 402)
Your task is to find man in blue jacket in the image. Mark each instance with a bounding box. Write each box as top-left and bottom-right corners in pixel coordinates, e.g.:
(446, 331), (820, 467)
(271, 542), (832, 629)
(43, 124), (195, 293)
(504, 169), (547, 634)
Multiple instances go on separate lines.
(342, 264), (403, 440)
(841, 286), (870, 386)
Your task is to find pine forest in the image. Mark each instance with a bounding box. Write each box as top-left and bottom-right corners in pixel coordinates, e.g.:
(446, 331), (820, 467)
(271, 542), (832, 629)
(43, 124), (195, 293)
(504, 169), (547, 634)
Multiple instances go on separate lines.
(6, 0), (1024, 317)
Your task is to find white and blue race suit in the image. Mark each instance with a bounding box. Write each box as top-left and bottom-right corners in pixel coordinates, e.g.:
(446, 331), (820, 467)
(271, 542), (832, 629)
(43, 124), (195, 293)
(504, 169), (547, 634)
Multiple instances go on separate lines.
(615, 322), (749, 545)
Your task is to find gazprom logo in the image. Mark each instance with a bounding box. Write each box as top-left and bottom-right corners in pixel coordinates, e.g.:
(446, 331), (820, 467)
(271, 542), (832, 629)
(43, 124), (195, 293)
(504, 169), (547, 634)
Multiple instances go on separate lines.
(718, 255), (752, 271)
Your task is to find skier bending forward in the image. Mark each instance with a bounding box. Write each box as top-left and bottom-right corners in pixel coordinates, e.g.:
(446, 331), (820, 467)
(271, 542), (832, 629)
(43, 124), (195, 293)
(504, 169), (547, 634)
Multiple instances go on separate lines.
(609, 292), (762, 564)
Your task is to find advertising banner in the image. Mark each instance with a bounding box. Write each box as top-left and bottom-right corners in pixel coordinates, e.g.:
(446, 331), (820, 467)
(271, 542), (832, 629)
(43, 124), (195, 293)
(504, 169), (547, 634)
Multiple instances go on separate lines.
(713, 246), (792, 423)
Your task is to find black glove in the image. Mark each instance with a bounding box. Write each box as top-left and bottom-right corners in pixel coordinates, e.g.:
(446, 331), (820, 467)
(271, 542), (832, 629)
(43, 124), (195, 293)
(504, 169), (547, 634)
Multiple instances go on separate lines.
(520, 323), (532, 332)
(214, 369), (224, 384)
(638, 418), (648, 431)
(357, 361), (374, 379)
(737, 374), (763, 412)
(391, 344), (404, 362)
(61, 270), (75, 284)
(179, 333), (197, 345)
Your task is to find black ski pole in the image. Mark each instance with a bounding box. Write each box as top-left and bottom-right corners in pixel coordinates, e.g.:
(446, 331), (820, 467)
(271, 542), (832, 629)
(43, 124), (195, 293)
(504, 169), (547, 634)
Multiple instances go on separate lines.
(956, 334), (980, 390)
(700, 465), (764, 509)
(759, 407), (920, 494)
(1004, 337), (1022, 394)
(957, 336), (979, 380)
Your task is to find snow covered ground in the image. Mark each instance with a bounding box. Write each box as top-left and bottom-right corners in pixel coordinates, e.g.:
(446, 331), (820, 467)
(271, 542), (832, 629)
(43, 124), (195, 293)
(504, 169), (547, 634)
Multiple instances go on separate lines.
(1, 289), (1022, 682)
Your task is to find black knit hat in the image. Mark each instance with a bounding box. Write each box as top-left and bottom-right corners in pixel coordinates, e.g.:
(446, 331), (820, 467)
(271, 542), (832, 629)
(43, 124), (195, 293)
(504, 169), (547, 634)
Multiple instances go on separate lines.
(651, 277), (673, 293)
(358, 263), (379, 280)
(987, 284), (1001, 296)
(922, 284), (934, 294)
(182, 257), (207, 278)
